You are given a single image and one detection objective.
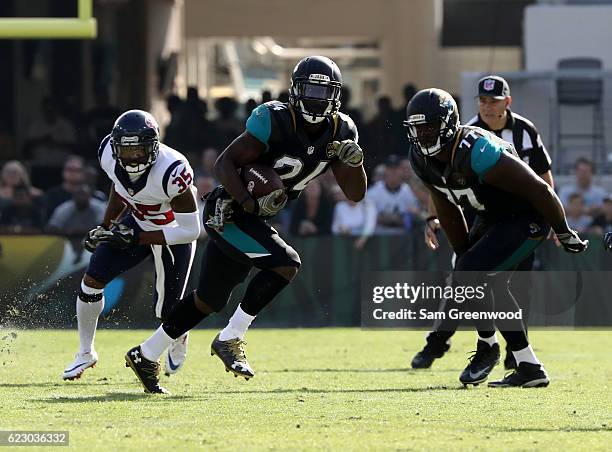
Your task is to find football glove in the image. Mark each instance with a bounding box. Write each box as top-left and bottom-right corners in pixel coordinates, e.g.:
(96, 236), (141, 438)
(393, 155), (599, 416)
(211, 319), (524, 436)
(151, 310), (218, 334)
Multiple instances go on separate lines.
(331, 140), (364, 167)
(257, 189), (287, 217)
(556, 229), (589, 253)
(205, 198), (234, 232)
(83, 225), (109, 252)
(98, 221), (139, 250)
(603, 232), (612, 251)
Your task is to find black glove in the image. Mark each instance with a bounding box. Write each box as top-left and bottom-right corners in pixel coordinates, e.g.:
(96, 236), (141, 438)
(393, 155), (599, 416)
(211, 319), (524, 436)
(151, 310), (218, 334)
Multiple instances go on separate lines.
(98, 221), (139, 250)
(83, 225), (109, 253)
(604, 232), (612, 252)
(556, 229), (589, 253)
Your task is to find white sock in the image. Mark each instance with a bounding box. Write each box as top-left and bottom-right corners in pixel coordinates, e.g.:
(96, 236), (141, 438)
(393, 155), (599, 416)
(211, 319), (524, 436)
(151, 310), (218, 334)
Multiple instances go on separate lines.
(512, 345), (540, 365)
(219, 304), (256, 341)
(77, 282), (104, 355)
(478, 333), (498, 347)
(140, 326), (174, 362)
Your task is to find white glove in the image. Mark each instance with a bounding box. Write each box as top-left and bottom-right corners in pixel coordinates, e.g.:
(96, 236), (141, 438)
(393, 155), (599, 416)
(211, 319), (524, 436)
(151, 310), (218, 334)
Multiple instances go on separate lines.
(83, 225), (109, 252)
(331, 140), (364, 167)
(556, 229), (589, 253)
(257, 189), (287, 217)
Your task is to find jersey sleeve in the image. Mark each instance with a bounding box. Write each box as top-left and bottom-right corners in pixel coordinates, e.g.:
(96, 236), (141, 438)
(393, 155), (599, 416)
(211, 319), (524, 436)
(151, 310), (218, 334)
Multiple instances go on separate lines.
(470, 136), (503, 181)
(163, 160), (195, 199)
(337, 113), (359, 143)
(246, 104), (272, 150)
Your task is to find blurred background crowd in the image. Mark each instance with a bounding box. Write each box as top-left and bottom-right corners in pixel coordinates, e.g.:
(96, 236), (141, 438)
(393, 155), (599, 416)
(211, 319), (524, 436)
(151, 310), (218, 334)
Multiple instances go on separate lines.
(1, 0), (611, 248)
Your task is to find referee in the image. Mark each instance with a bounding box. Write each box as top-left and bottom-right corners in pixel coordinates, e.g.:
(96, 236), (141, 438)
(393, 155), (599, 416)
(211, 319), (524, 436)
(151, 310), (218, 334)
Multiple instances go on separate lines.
(414, 75), (555, 371)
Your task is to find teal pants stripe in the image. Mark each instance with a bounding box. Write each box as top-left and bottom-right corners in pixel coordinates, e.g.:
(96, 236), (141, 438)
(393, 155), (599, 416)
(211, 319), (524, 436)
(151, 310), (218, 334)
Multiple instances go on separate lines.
(220, 223), (269, 255)
(494, 237), (543, 271)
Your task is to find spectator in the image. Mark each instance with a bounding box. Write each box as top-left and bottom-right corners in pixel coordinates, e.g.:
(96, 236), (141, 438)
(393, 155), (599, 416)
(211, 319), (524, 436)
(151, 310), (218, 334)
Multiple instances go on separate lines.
(590, 195), (612, 235)
(289, 178), (335, 236)
(332, 193), (377, 250)
(0, 185), (45, 234)
(558, 158), (607, 216)
(261, 90), (273, 104)
(211, 97), (243, 151)
(84, 90), (121, 150)
(565, 193), (592, 233)
(277, 92), (290, 103)
(84, 165), (109, 201)
(0, 160), (43, 205)
(46, 183), (105, 236)
(244, 98), (258, 119)
(43, 156), (86, 219)
(340, 87), (365, 136)
(364, 96), (401, 169)
(399, 157), (414, 185)
(163, 94), (185, 150)
(23, 97), (76, 164)
(200, 148), (219, 180)
(367, 155), (420, 234)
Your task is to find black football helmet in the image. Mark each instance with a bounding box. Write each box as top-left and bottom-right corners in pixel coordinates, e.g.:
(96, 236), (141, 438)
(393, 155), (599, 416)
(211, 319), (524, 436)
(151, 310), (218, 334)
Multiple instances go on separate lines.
(289, 56), (342, 124)
(404, 88), (459, 156)
(110, 110), (160, 174)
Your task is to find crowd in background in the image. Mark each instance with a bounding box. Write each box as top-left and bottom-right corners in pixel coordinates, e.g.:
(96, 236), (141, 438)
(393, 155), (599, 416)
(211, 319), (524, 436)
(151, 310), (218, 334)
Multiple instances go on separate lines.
(0, 86), (610, 248)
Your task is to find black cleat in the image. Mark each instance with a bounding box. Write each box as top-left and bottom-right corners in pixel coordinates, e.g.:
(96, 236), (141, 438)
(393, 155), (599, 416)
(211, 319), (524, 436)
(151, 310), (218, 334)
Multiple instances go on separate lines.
(125, 346), (169, 394)
(210, 333), (255, 380)
(411, 335), (451, 369)
(459, 341), (500, 386)
(503, 346), (517, 370)
(488, 362), (550, 388)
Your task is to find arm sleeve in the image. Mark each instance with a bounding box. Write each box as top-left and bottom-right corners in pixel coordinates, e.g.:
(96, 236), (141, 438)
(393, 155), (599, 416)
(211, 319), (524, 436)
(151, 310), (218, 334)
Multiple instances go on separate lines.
(162, 210), (201, 245)
(246, 104), (272, 150)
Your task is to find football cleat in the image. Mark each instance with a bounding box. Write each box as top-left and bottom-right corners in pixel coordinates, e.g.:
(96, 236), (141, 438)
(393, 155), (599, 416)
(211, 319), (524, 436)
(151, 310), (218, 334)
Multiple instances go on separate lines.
(411, 335), (451, 369)
(210, 333), (254, 380)
(165, 332), (189, 376)
(125, 346), (168, 394)
(459, 341), (500, 386)
(62, 351), (98, 380)
(488, 362), (550, 388)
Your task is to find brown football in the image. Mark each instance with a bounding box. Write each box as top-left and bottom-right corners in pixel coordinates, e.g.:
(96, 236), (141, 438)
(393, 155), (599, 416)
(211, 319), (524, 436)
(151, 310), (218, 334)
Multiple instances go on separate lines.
(241, 163), (285, 199)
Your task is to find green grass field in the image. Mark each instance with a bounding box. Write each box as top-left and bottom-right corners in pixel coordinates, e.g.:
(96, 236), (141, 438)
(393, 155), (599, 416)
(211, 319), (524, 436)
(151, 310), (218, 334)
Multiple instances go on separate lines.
(1, 329), (611, 451)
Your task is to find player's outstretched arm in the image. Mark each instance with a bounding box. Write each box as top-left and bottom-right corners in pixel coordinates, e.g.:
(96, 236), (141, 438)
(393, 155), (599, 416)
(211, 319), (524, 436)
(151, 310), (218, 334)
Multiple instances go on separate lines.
(483, 153), (569, 233)
(101, 184), (127, 228)
(427, 184), (469, 256)
(331, 160), (367, 202)
(215, 132), (266, 214)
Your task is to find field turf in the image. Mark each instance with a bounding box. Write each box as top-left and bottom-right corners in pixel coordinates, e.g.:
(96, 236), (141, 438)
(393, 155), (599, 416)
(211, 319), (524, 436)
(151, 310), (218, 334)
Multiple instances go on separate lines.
(1, 329), (611, 450)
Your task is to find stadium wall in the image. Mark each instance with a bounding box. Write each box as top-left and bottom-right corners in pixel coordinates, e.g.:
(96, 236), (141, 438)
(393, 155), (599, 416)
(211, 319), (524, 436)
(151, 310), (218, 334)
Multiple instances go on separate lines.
(1, 232), (611, 329)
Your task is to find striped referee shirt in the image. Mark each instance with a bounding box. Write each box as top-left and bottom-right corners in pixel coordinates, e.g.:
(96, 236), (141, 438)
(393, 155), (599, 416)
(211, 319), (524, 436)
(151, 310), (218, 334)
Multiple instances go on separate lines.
(466, 109), (552, 175)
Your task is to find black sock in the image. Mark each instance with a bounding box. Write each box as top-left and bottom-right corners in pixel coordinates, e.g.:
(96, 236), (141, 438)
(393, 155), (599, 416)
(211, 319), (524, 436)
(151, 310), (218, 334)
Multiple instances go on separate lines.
(241, 269), (290, 316)
(162, 291), (209, 339)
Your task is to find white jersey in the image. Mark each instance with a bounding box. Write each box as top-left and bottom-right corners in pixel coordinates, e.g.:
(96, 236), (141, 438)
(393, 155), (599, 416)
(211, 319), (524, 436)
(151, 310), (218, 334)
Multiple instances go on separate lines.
(98, 134), (195, 232)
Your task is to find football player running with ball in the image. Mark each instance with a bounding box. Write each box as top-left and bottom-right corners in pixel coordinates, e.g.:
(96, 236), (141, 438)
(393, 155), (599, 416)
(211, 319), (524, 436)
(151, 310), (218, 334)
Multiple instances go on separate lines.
(126, 56), (367, 393)
(404, 89), (588, 388)
(62, 110), (200, 381)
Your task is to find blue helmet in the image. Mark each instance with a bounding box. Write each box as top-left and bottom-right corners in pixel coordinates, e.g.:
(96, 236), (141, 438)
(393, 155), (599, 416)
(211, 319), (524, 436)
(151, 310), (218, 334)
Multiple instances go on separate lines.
(110, 110), (160, 174)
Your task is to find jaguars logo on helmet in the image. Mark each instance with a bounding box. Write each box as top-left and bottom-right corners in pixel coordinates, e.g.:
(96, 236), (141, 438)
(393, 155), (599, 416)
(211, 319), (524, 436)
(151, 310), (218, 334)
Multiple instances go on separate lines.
(404, 88), (460, 157)
(110, 110), (160, 174)
(289, 56), (342, 124)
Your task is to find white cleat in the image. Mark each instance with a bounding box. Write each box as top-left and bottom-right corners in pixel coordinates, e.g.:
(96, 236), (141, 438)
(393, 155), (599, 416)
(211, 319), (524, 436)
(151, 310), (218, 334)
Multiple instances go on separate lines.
(165, 332), (189, 376)
(62, 351), (98, 380)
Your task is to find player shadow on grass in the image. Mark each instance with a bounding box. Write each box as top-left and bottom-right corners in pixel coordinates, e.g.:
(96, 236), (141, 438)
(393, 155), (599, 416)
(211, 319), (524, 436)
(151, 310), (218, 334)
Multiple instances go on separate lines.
(209, 386), (466, 395)
(36, 393), (195, 403)
(265, 368), (466, 373)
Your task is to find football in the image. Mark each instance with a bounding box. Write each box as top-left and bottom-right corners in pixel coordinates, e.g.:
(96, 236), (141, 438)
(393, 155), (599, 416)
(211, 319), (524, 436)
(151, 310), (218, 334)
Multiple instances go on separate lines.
(241, 163), (285, 198)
